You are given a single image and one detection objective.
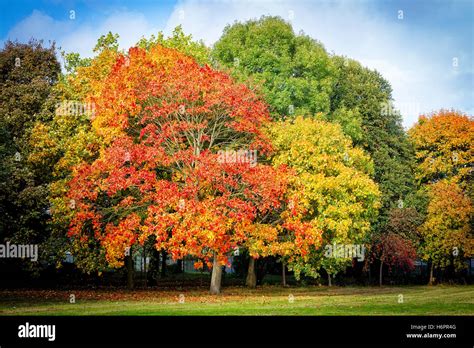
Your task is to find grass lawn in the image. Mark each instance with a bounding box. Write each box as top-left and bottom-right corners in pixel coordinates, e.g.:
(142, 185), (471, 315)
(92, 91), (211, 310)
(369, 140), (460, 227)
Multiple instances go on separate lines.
(0, 285), (472, 316)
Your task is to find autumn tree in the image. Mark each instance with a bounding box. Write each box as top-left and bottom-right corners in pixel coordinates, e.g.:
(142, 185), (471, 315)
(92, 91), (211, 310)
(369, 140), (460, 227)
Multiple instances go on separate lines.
(369, 206), (421, 286)
(242, 177), (321, 288)
(419, 180), (473, 285)
(267, 116), (380, 282)
(65, 43), (320, 294)
(28, 33), (120, 278)
(408, 110), (473, 195)
(409, 110), (473, 284)
(370, 232), (417, 286)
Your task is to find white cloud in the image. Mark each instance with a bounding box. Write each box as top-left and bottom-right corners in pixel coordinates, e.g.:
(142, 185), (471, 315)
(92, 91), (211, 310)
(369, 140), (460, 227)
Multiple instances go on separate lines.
(4, 10), (161, 58)
(6, 10), (74, 43)
(60, 11), (158, 57)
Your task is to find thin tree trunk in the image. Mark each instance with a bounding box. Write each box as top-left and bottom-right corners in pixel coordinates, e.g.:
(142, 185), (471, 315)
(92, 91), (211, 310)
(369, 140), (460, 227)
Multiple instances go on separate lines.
(126, 254), (134, 289)
(210, 254), (223, 294)
(143, 246), (147, 287)
(148, 248), (160, 285)
(246, 257), (257, 288)
(429, 262), (434, 285)
(368, 262), (372, 285)
(160, 250), (167, 278)
(282, 261), (287, 287)
(327, 272), (332, 287)
(379, 261), (383, 287)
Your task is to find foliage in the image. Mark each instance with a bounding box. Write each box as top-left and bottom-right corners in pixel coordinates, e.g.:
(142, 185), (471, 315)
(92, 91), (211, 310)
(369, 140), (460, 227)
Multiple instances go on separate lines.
(267, 116), (380, 278)
(419, 180), (473, 271)
(329, 56), (415, 224)
(212, 16), (334, 118)
(2, 24), (471, 289)
(213, 17), (414, 229)
(65, 45), (321, 276)
(408, 109), (473, 192)
(28, 36), (120, 272)
(385, 207), (423, 247)
(137, 26), (210, 65)
(371, 232), (417, 276)
(372, 233), (417, 270)
(0, 39), (60, 257)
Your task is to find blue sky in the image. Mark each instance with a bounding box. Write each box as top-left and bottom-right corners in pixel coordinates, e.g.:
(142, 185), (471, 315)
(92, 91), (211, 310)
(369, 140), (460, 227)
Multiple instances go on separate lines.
(0, 0), (472, 127)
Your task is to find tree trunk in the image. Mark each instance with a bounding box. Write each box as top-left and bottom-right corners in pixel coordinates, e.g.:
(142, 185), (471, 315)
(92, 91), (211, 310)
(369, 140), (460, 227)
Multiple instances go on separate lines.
(379, 261), (383, 287)
(368, 263), (372, 285)
(282, 261), (287, 287)
(160, 250), (167, 278)
(126, 254), (134, 289)
(246, 257), (257, 288)
(177, 259), (183, 273)
(148, 248), (160, 285)
(327, 272), (332, 287)
(210, 254), (223, 294)
(143, 246), (147, 287)
(428, 262), (434, 285)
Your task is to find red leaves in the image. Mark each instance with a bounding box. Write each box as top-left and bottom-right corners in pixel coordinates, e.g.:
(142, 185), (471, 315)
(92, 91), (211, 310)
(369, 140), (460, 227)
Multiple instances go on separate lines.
(66, 44), (312, 268)
(372, 233), (417, 271)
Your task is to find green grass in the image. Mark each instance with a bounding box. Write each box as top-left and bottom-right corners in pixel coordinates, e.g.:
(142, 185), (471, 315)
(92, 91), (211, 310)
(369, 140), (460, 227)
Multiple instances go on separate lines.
(0, 285), (473, 315)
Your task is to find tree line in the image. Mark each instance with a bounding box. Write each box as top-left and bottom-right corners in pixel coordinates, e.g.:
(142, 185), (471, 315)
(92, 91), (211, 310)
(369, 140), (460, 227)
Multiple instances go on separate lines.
(0, 16), (472, 293)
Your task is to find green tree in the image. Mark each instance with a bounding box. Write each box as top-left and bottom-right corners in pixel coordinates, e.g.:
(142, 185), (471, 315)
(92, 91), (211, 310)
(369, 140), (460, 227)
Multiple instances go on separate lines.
(0, 40), (60, 276)
(212, 16), (334, 119)
(0, 40), (60, 243)
(137, 26), (210, 65)
(329, 56), (415, 225)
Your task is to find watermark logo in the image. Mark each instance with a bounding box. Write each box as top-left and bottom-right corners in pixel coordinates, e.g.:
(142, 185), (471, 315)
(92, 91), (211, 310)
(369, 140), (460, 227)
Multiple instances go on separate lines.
(18, 322), (55, 341)
(381, 101), (420, 118)
(0, 242), (38, 261)
(288, 104), (294, 115)
(288, 10), (295, 20)
(217, 149), (257, 167)
(452, 152), (458, 164)
(452, 57), (458, 69)
(55, 100), (95, 118)
(324, 243), (366, 261)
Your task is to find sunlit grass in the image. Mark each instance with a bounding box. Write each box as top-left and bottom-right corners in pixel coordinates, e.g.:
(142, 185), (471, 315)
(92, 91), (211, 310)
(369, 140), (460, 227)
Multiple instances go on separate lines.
(0, 285), (472, 315)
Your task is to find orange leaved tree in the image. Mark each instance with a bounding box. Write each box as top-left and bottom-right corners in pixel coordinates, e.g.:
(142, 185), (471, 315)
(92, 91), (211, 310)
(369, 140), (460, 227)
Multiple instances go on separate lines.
(66, 45), (320, 293)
